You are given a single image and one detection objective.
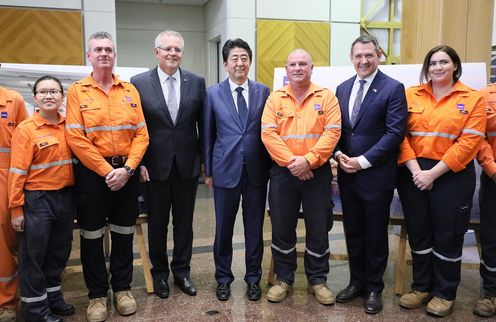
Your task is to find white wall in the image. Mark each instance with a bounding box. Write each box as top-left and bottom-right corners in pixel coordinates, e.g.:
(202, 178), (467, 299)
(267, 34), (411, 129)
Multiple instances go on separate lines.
(116, 2), (205, 74)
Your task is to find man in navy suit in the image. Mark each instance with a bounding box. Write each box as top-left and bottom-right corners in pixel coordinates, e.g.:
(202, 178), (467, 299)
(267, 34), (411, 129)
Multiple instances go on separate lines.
(131, 30), (205, 299)
(334, 35), (407, 314)
(203, 38), (271, 301)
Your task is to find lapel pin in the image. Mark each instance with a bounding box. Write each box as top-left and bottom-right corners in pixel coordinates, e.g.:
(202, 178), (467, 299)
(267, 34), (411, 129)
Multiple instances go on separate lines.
(372, 89), (377, 93)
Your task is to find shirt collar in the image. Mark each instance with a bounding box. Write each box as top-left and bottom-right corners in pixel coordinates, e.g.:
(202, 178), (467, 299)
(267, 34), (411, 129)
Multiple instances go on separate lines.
(355, 69), (378, 85)
(157, 67), (181, 84)
(228, 78), (249, 93)
(32, 111), (64, 127)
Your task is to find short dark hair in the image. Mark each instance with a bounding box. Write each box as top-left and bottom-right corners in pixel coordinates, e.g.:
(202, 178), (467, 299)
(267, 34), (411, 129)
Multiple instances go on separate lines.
(420, 45), (462, 84)
(350, 34), (381, 54)
(33, 75), (63, 95)
(222, 38), (252, 63)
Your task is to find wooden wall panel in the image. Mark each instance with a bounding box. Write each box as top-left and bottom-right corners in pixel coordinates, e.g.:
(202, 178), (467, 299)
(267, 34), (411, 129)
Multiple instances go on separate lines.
(0, 7), (83, 65)
(256, 19), (329, 89)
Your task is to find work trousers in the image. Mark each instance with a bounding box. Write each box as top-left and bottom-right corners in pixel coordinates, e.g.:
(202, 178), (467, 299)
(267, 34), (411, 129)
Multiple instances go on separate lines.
(18, 188), (74, 322)
(75, 162), (139, 298)
(479, 172), (496, 296)
(0, 168), (18, 308)
(397, 158), (475, 300)
(268, 163), (332, 285)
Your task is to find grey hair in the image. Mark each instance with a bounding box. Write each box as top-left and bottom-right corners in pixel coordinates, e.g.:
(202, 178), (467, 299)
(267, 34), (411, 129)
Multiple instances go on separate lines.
(87, 31), (114, 53)
(154, 30), (185, 50)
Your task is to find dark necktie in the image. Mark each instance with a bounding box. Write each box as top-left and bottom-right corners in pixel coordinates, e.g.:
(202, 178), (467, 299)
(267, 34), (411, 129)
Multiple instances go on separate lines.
(167, 76), (178, 124)
(235, 87), (248, 129)
(351, 79), (366, 126)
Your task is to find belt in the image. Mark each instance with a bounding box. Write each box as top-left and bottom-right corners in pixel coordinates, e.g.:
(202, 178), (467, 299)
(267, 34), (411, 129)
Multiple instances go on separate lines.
(105, 155), (128, 167)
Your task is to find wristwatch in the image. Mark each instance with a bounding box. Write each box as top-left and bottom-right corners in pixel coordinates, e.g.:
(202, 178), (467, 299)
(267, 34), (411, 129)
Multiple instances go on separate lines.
(123, 165), (135, 176)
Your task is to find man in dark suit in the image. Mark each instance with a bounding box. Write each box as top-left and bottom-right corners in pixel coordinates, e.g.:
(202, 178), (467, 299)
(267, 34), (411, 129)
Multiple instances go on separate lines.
(334, 34), (407, 314)
(130, 30), (205, 299)
(203, 38), (271, 301)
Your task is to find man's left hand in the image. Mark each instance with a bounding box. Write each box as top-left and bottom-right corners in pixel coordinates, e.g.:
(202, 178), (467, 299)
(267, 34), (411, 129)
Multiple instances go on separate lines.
(345, 157), (363, 171)
(287, 156), (311, 177)
(105, 168), (130, 191)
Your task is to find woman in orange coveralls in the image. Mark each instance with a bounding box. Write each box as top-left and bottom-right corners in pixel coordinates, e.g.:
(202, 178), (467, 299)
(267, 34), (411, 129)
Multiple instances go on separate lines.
(396, 46), (486, 317)
(9, 76), (75, 322)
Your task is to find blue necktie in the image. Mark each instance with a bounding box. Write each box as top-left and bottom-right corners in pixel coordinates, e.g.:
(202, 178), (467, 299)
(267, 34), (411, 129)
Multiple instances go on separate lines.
(235, 87), (248, 129)
(351, 79), (366, 126)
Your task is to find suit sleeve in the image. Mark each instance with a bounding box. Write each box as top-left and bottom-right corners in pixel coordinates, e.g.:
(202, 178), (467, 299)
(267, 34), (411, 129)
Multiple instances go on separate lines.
(197, 78), (206, 166)
(203, 89), (216, 176)
(363, 82), (408, 165)
(124, 85), (149, 171)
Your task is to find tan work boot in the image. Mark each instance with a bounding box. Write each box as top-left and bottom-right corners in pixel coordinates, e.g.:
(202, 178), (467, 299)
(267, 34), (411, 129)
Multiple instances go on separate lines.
(308, 283), (335, 305)
(86, 297), (107, 322)
(399, 290), (432, 309)
(113, 290), (136, 316)
(267, 280), (293, 303)
(426, 296), (454, 317)
(0, 306), (16, 322)
(473, 295), (496, 317)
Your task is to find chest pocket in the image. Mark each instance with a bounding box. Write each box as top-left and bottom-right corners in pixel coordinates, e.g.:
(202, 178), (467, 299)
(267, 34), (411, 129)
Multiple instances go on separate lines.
(35, 135), (59, 151)
(407, 104), (426, 131)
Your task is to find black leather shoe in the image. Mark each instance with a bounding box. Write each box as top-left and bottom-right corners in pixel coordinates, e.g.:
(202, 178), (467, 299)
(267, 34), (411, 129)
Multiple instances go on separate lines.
(364, 291), (383, 314)
(336, 285), (363, 303)
(41, 313), (63, 322)
(153, 278), (170, 298)
(216, 283), (231, 301)
(174, 276), (197, 296)
(246, 283), (261, 301)
(50, 301), (75, 316)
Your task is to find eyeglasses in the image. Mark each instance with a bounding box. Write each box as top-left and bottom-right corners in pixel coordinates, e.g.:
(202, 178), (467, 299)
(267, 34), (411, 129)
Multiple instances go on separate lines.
(36, 89), (62, 97)
(156, 47), (183, 54)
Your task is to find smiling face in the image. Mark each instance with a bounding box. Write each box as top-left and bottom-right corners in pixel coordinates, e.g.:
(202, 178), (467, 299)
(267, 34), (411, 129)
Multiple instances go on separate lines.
(427, 50), (457, 85)
(285, 50), (313, 88)
(350, 41), (382, 79)
(33, 79), (64, 117)
(224, 47), (251, 85)
(87, 38), (115, 71)
(154, 34), (183, 75)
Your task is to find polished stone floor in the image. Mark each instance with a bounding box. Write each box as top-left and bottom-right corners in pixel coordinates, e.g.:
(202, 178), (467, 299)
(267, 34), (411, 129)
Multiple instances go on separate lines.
(54, 184), (490, 321)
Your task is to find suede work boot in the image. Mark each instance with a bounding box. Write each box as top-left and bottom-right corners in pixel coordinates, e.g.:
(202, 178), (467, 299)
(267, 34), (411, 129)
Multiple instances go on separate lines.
(113, 290), (137, 316)
(308, 283), (335, 305)
(86, 297), (107, 322)
(426, 296), (454, 317)
(0, 307), (16, 322)
(473, 295), (496, 317)
(267, 280), (293, 303)
(399, 290), (432, 309)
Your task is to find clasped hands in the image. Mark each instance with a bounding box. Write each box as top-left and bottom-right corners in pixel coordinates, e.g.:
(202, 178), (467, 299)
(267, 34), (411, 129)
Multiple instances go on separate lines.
(288, 156), (313, 181)
(336, 153), (362, 173)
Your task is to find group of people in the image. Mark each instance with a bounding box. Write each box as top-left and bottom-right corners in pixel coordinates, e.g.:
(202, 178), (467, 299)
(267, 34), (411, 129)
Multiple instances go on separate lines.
(0, 29), (494, 322)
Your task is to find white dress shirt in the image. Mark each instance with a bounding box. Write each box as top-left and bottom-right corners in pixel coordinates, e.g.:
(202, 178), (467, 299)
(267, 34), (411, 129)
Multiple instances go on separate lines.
(228, 78), (249, 112)
(157, 67), (181, 108)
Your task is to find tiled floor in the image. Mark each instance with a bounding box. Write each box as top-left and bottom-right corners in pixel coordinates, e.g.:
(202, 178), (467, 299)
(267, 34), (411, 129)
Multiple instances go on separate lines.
(56, 184), (489, 321)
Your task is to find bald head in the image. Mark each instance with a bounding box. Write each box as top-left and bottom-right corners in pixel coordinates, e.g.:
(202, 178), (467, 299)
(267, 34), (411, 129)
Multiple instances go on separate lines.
(286, 49), (313, 65)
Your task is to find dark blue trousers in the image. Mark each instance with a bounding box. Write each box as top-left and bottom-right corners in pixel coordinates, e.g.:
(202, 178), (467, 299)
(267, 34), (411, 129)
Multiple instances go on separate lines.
(479, 172), (496, 296)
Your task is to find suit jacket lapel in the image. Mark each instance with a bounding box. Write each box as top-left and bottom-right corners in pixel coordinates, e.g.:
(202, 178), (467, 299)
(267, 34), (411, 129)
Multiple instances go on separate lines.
(341, 77), (354, 128)
(176, 69), (189, 125)
(354, 70), (383, 126)
(247, 79), (258, 126)
(219, 79), (243, 130)
(150, 67), (174, 126)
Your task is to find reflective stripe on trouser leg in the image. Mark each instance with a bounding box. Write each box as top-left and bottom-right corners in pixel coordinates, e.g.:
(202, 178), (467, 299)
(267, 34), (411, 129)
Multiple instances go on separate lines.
(0, 168), (18, 307)
(479, 172), (496, 296)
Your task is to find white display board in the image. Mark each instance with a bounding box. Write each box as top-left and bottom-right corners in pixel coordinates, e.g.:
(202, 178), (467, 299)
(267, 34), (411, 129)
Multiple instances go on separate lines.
(273, 63), (488, 92)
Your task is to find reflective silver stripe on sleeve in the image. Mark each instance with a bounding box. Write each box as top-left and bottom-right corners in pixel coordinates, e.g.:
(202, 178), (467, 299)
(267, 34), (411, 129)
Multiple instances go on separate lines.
(85, 124), (142, 133)
(30, 159), (73, 171)
(46, 286), (61, 293)
(411, 247), (433, 255)
(261, 123), (278, 130)
(487, 132), (496, 137)
(108, 224), (135, 235)
(324, 124), (341, 130)
(281, 133), (322, 141)
(271, 243), (296, 254)
(65, 124), (84, 130)
(305, 247), (330, 258)
(461, 128), (485, 137)
(80, 228), (105, 239)
(9, 167), (28, 175)
(21, 293), (47, 303)
(433, 250), (462, 262)
(410, 131), (457, 140)
(136, 121), (146, 128)
(481, 260), (496, 272)
(0, 148), (11, 153)
(0, 271), (18, 282)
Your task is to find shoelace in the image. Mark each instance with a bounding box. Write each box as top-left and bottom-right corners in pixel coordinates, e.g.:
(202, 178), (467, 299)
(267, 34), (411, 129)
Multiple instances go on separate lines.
(218, 284), (228, 290)
(481, 295), (496, 304)
(89, 298), (105, 308)
(117, 291), (133, 300)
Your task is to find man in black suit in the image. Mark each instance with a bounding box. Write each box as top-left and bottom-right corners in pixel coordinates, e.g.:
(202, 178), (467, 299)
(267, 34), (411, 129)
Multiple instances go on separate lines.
(334, 34), (407, 314)
(131, 30), (205, 299)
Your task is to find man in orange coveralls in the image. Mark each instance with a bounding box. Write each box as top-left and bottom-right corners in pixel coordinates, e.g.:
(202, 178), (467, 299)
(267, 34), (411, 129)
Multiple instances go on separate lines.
(261, 49), (341, 305)
(0, 85), (28, 322)
(65, 31), (149, 322)
(475, 83), (496, 317)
